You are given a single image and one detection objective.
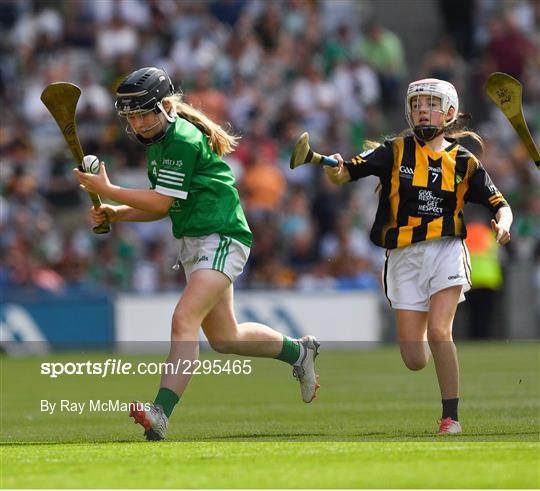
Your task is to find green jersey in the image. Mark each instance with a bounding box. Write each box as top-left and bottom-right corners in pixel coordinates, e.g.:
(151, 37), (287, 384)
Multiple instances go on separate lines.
(146, 117), (252, 247)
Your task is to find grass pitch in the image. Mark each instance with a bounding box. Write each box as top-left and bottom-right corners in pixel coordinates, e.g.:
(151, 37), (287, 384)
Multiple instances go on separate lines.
(1, 342), (539, 488)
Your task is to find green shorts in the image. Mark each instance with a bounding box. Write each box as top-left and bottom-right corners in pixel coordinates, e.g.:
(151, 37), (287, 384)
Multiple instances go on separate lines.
(174, 233), (250, 283)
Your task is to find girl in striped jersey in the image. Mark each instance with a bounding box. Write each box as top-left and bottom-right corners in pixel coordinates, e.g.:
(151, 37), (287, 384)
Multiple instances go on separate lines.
(74, 67), (320, 441)
(325, 78), (513, 434)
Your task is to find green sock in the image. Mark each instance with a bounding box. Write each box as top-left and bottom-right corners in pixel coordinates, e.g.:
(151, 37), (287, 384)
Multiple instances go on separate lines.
(276, 335), (301, 365)
(154, 387), (179, 418)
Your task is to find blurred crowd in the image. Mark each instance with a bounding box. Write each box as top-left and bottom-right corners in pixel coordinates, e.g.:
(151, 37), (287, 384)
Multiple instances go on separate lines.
(1, 0), (539, 296)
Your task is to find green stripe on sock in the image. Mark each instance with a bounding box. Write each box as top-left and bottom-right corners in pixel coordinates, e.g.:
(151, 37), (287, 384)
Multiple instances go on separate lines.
(276, 335), (301, 365)
(154, 387), (180, 418)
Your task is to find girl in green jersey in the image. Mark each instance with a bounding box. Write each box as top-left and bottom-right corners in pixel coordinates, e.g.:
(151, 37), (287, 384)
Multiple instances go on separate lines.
(74, 67), (320, 441)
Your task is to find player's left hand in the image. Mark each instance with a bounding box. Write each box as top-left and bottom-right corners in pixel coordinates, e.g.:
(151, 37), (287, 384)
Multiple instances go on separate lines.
(491, 219), (511, 245)
(73, 162), (112, 196)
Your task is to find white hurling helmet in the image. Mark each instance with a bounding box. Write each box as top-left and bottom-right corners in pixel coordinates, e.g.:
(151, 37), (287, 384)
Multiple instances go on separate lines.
(405, 78), (459, 141)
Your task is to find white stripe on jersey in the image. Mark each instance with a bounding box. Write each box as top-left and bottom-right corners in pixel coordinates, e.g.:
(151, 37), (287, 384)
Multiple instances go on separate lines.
(158, 177), (184, 186)
(160, 169), (186, 178)
(155, 185), (188, 200)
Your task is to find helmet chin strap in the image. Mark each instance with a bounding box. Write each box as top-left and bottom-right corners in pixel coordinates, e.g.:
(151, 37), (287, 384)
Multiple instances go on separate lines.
(413, 125), (443, 142)
(157, 101), (176, 123)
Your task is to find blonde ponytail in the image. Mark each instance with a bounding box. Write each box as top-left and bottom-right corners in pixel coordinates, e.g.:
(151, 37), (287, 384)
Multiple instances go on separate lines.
(164, 94), (240, 157)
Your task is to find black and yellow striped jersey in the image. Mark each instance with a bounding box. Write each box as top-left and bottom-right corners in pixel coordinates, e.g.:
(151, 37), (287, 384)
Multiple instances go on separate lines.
(345, 135), (509, 249)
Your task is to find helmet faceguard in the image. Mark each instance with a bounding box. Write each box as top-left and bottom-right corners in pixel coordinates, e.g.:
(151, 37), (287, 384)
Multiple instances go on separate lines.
(115, 67), (176, 144)
(405, 78), (459, 142)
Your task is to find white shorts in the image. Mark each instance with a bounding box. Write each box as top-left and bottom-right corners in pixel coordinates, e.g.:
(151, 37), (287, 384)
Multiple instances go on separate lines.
(383, 237), (471, 311)
(174, 234), (250, 283)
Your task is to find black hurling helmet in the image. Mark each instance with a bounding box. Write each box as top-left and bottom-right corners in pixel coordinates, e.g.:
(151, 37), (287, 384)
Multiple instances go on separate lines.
(115, 67), (176, 144)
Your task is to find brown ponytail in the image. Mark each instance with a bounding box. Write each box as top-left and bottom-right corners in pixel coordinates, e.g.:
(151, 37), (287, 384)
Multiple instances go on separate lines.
(444, 112), (485, 153)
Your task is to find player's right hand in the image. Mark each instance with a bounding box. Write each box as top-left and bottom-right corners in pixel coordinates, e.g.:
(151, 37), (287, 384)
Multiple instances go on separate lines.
(324, 153), (350, 185)
(90, 205), (119, 225)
